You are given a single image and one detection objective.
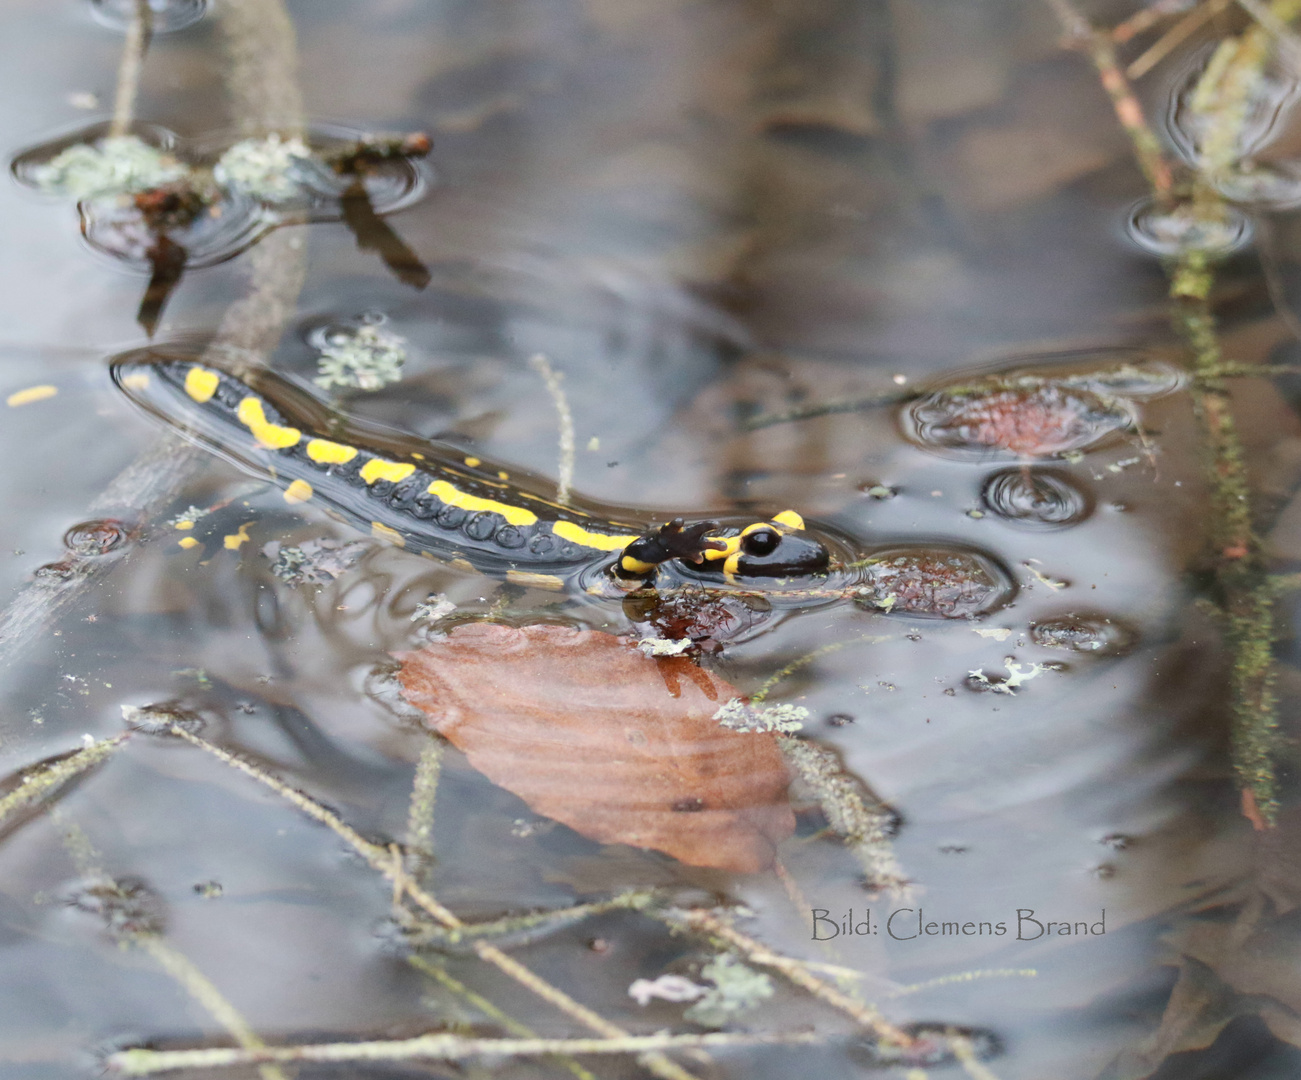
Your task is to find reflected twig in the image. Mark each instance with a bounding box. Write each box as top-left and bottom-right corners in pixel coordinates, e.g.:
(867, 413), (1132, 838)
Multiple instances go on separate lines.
(109, 0), (153, 138)
(530, 353), (576, 505)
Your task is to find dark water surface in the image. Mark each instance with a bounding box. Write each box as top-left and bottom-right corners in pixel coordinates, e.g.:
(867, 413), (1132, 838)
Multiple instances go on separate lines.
(2, 2), (1301, 1078)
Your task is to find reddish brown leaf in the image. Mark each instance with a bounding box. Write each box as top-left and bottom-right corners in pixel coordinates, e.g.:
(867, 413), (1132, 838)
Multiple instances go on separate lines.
(396, 623), (794, 873)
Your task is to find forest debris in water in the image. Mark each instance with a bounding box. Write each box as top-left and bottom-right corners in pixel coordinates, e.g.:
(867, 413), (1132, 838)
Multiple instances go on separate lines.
(411, 593), (456, 624)
(628, 974), (706, 1006)
(713, 698), (807, 734)
(313, 323), (408, 391)
(396, 623), (795, 873)
(29, 136), (188, 199)
(683, 953), (775, 1027)
(213, 133), (316, 203)
(262, 539), (367, 586)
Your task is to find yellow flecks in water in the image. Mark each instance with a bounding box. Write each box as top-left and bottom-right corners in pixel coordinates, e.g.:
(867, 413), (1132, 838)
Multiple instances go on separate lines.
(411, 452), (424, 460)
(359, 458), (416, 484)
(773, 509), (805, 530)
(121, 372), (150, 391)
(6, 385), (57, 408)
(587, 436), (600, 451)
(449, 557), (475, 572)
(497, 470), (509, 480)
(223, 523), (252, 550)
(372, 521), (406, 546)
(178, 536), (200, 550)
(174, 520), (194, 531)
(305, 438), (357, 465)
(506, 569), (565, 590)
(464, 456), (480, 467)
(184, 367), (220, 403)
(237, 396), (301, 449)
(284, 479), (313, 504)
(426, 480), (538, 527)
(552, 520), (638, 551)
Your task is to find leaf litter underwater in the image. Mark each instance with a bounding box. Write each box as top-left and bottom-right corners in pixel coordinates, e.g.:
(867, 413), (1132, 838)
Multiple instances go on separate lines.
(2, 2), (1301, 1080)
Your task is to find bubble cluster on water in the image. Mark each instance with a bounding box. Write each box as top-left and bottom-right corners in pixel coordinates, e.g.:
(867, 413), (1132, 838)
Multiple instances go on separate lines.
(63, 518), (131, 557)
(902, 353), (1182, 460)
(1124, 197), (1252, 258)
(1029, 612), (1138, 656)
(854, 546), (1015, 618)
(981, 468), (1093, 529)
(89, 0), (208, 34)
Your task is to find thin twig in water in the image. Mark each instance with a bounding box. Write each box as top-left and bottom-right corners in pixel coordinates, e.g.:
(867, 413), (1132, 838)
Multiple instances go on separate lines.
(529, 353), (575, 505)
(406, 955), (599, 1080)
(106, 1030), (824, 1074)
(166, 725), (704, 1080)
(1127, 0), (1233, 81)
(741, 390), (915, 431)
(0, 734), (131, 832)
(109, 0), (153, 138)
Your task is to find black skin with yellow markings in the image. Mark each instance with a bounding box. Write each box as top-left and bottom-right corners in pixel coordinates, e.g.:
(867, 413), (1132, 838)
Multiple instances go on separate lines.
(111, 353), (833, 585)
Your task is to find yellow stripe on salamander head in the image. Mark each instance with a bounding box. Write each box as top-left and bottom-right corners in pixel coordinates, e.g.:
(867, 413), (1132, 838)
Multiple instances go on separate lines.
(184, 367), (220, 404)
(306, 438), (358, 465)
(425, 479), (538, 527)
(552, 520), (639, 552)
(359, 458), (416, 484)
(236, 396), (301, 449)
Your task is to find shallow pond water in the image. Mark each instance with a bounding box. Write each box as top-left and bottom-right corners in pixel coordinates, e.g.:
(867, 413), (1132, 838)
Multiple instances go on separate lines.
(2, 2), (1301, 1079)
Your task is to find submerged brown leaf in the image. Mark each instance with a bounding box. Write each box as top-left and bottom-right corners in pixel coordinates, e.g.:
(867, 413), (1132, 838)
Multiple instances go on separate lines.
(396, 623), (794, 873)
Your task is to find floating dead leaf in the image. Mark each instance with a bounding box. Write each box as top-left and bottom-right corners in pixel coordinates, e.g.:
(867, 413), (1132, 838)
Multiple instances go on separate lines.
(396, 623), (794, 872)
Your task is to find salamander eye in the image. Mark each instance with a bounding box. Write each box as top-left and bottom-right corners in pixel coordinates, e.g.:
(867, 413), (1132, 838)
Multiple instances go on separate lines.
(741, 528), (780, 557)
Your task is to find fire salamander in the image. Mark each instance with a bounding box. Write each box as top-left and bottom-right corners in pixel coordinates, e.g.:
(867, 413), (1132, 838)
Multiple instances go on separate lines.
(111, 352), (834, 590)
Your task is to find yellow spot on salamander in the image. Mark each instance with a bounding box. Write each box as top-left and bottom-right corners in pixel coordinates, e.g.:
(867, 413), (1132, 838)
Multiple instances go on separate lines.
(284, 479), (313, 504)
(426, 480), (538, 527)
(773, 509), (805, 530)
(552, 520), (640, 551)
(224, 523), (252, 550)
(507, 570), (565, 591)
(184, 367), (220, 403)
(620, 555), (656, 575)
(306, 438), (358, 465)
(237, 396), (301, 449)
(6, 385), (57, 408)
(178, 536), (200, 550)
(464, 457), (480, 467)
(372, 521), (406, 546)
(174, 520), (194, 531)
(359, 458), (416, 484)
(121, 372), (150, 391)
(702, 535), (741, 562)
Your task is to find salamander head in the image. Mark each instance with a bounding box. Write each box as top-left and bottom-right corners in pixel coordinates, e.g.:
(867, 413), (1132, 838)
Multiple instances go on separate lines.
(699, 510), (830, 580)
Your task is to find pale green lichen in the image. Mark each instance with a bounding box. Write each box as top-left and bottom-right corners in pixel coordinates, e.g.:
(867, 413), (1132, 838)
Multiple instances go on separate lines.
(29, 136), (188, 199)
(683, 954), (774, 1027)
(314, 324), (408, 391)
(412, 594), (456, 624)
(214, 133), (316, 203)
(637, 636), (693, 657)
(713, 698), (807, 734)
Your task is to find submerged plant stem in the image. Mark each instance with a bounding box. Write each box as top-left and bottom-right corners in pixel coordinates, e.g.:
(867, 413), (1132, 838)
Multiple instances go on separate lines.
(529, 353), (575, 505)
(109, 0), (153, 138)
